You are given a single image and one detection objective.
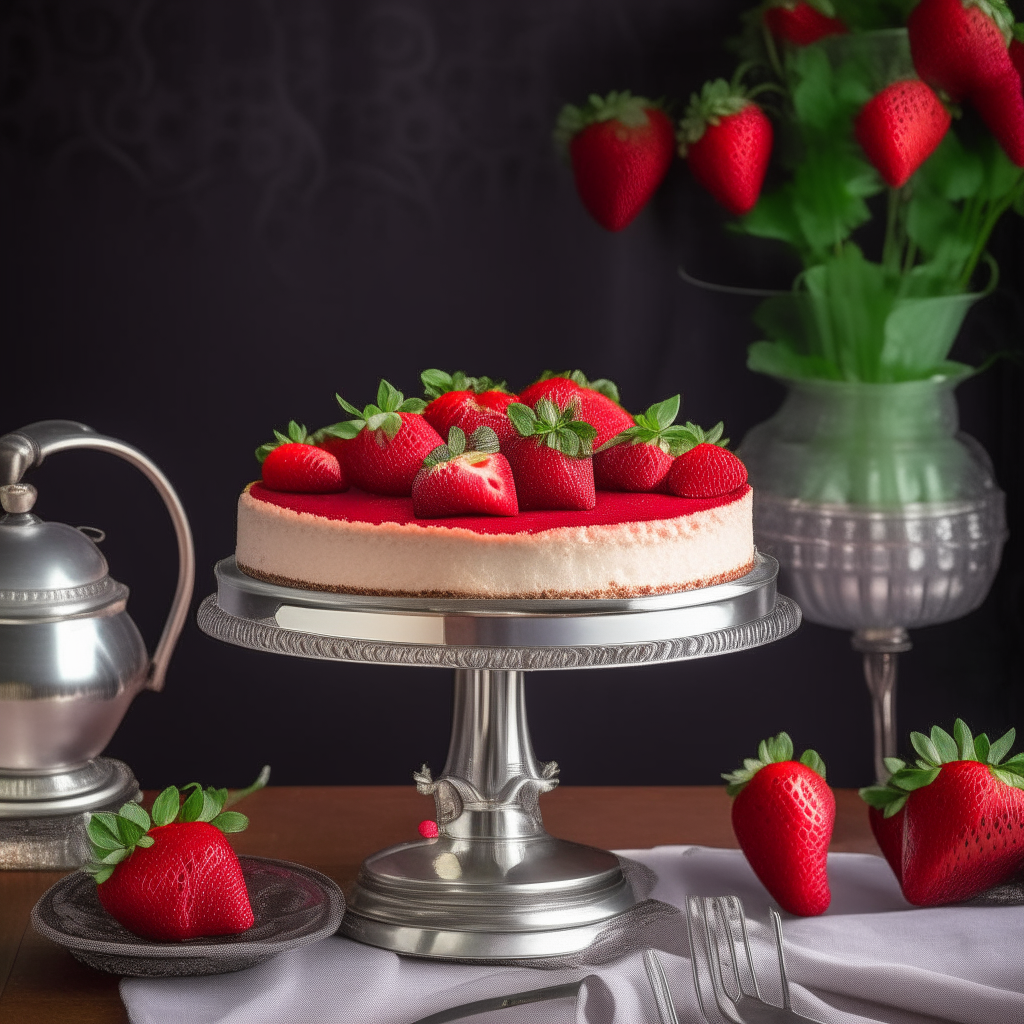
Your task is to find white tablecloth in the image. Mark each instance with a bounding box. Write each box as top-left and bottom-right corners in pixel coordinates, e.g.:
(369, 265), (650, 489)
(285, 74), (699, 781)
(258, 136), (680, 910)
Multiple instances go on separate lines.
(121, 846), (1024, 1023)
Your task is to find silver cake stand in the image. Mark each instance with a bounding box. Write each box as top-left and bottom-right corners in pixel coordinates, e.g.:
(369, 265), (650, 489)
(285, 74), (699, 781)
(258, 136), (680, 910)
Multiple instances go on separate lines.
(198, 553), (799, 960)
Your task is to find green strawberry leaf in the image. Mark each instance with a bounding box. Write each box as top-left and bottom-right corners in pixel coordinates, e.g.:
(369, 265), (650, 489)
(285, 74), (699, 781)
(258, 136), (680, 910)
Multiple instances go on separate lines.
(883, 757), (906, 774)
(223, 766), (271, 808)
(889, 766), (941, 791)
(910, 731), (941, 766)
(421, 368), (453, 397)
(555, 430), (581, 457)
(468, 426), (500, 454)
(931, 726), (959, 763)
(953, 719), (977, 761)
(137, 835), (155, 848)
(178, 784), (205, 824)
(799, 748), (827, 780)
(197, 789), (225, 823)
(974, 733), (991, 764)
(115, 815), (146, 848)
(399, 397), (427, 413)
(118, 801), (151, 832)
(87, 814), (125, 851)
(991, 767), (1024, 789)
(91, 865), (116, 884)
(447, 427), (467, 458)
(651, 395), (680, 430)
(987, 728), (1016, 765)
(336, 394), (365, 418)
(100, 847), (132, 866)
(859, 784), (898, 809)
(322, 420), (364, 441)
(507, 403), (537, 438)
(211, 811), (249, 834)
(151, 786), (180, 828)
(422, 444), (452, 469)
(377, 379), (401, 410)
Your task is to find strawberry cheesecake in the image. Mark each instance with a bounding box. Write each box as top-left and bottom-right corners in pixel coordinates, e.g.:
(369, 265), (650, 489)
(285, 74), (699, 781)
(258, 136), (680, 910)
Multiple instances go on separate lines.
(237, 369), (755, 599)
(235, 484), (753, 599)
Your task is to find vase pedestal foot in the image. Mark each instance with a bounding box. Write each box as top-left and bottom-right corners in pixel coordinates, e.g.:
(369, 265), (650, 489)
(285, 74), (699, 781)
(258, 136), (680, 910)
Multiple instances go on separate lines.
(852, 628), (913, 784)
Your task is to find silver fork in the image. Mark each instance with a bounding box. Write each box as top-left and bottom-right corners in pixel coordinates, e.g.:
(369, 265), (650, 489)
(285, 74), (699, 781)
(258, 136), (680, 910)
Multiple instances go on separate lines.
(685, 895), (821, 1023)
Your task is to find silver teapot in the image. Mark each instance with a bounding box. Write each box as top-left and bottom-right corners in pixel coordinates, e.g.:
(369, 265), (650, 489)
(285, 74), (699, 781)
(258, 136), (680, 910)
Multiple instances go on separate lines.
(0, 420), (194, 868)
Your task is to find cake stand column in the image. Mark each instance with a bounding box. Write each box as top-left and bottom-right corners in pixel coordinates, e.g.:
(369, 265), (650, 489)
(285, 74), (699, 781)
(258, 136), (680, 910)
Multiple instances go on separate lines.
(340, 667), (637, 959)
(852, 628), (913, 784)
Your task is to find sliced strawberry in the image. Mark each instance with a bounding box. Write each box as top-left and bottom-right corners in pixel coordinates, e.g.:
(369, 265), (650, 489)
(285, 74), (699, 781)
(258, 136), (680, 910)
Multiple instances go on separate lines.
(412, 426), (518, 518)
(420, 369), (518, 446)
(594, 394), (697, 492)
(517, 371), (633, 449)
(763, 1), (847, 46)
(971, 66), (1024, 166)
(908, 0), (1016, 102)
(505, 398), (597, 511)
(662, 422), (748, 499)
(322, 381), (442, 496)
(855, 80), (952, 188)
(554, 91), (676, 232)
(256, 422), (347, 494)
(679, 80), (773, 216)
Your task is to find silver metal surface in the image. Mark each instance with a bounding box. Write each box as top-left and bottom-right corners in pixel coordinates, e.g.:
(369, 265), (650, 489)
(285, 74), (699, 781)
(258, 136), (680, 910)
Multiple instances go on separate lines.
(202, 554), (798, 670)
(201, 553), (799, 959)
(0, 482), (37, 514)
(645, 948), (681, 1024)
(0, 758), (140, 868)
(410, 978), (599, 1024)
(852, 628), (913, 784)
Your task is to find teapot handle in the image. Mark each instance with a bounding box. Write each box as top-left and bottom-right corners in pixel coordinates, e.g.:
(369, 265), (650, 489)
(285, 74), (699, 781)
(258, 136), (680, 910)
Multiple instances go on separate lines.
(0, 420), (195, 693)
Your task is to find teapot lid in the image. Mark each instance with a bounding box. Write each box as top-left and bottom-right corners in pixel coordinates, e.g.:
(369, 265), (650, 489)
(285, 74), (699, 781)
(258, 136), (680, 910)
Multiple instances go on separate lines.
(0, 483), (127, 620)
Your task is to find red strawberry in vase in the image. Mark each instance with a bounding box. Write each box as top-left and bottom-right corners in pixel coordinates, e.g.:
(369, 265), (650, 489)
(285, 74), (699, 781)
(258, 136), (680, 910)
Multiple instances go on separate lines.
(412, 426), (518, 518)
(908, 0), (1017, 102)
(256, 421), (347, 493)
(517, 371), (633, 449)
(83, 768), (269, 942)
(860, 720), (1024, 906)
(594, 394), (694, 492)
(724, 732), (835, 916)
(420, 369), (518, 446)
(324, 380), (441, 496)
(678, 78), (773, 216)
(505, 398), (598, 511)
(663, 422), (748, 498)
(763, 0), (847, 46)
(553, 91), (675, 232)
(971, 66), (1024, 166)
(855, 80), (952, 188)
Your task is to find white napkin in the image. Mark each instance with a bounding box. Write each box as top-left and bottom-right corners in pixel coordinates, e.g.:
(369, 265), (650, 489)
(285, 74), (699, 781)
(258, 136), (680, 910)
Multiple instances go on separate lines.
(121, 846), (1024, 1024)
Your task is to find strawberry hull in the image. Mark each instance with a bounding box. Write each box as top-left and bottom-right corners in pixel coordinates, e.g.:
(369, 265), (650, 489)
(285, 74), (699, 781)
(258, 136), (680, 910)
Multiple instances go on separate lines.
(517, 380), (633, 449)
(506, 439), (596, 512)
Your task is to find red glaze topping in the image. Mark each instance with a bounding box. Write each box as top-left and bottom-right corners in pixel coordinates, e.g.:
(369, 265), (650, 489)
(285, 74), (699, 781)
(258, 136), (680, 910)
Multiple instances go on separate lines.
(248, 483), (749, 536)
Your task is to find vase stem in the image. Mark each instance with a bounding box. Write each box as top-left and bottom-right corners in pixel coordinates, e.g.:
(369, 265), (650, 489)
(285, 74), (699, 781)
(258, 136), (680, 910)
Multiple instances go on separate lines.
(852, 628), (912, 784)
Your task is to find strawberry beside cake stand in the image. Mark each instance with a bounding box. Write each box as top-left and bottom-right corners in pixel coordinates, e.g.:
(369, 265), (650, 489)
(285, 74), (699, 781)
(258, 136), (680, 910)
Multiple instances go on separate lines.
(197, 553), (799, 960)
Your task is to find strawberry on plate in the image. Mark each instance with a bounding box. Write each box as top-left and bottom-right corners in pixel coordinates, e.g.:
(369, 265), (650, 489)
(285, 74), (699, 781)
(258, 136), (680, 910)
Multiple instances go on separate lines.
(420, 369), (518, 446)
(322, 380), (441, 496)
(908, 0), (1017, 102)
(678, 78), (773, 216)
(554, 90), (676, 232)
(517, 371), (633, 450)
(663, 422), (748, 498)
(256, 421), (347, 494)
(83, 768), (270, 942)
(724, 732), (835, 917)
(763, 1), (847, 46)
(505, 398), (598, 511)
(412, 426), (518, 518)
(594, 394), (697, 492)
(860, 719), (1024, 906)
(855, 79), (952, 188)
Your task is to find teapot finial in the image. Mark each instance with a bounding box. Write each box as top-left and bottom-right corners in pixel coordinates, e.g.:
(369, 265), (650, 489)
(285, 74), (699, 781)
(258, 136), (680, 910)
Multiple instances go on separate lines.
(0, 482), (37, 515)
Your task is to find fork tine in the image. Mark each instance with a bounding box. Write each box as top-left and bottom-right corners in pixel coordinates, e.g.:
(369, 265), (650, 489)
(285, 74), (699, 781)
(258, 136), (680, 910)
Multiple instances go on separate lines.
(701, 898), (746, 1024)
(769, 907), (793, 1011)
(726, 895), (763, 1001)
(685, 896), (714, 1022)
(686, 895), (744, 1024)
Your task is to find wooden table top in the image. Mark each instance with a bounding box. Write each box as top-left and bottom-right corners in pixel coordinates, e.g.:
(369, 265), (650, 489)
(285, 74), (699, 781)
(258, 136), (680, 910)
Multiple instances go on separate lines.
(0, 785), (878, 1023)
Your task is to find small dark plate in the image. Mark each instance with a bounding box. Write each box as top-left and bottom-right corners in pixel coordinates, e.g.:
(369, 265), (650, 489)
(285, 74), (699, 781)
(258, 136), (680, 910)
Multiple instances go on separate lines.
(31, 855), (345, 977)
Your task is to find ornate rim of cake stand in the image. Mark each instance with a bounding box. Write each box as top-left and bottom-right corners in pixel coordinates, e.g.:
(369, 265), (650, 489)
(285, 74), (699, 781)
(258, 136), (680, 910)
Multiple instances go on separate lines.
(197, 553), (800, 670)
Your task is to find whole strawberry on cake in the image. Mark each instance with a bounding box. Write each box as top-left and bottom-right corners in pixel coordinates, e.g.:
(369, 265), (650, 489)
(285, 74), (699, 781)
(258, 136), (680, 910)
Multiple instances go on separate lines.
(235, 370), (754, 599)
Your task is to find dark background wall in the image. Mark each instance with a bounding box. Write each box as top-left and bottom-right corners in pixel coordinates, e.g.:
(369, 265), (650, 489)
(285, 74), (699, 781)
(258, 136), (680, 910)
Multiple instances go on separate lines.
(2, 0), (1022, 790)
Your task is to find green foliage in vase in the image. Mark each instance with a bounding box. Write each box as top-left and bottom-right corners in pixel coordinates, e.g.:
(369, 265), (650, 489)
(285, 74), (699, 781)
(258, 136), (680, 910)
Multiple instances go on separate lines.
(726, 6), (1024, 382)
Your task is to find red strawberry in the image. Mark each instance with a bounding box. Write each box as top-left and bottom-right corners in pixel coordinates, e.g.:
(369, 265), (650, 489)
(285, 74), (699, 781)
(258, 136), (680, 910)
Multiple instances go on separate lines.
(679, 80), (773, 216)
(85, 769), (269, 941)
(594, 394), (695, 492)
(326, 380), (442, 496)
(763, 1), (847, 46)
(908, 0), (1016, 102)
(663, 422), (748, 498)
(855, 80), (952, 188)
(420, 369), (518, 446)
(1011, 36), (1024, 79)
(505, 398), (597, 511)
(861, 720), (1024, 906)
(412, 426), (518, 517)
(256, 422), (347, 493)
(724, 732), (835, 916)
(554, 91), (675, 231)
(869, 805), (906, 884)
(517, 371), (633, 449)
(971, 66), (1024, 166)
